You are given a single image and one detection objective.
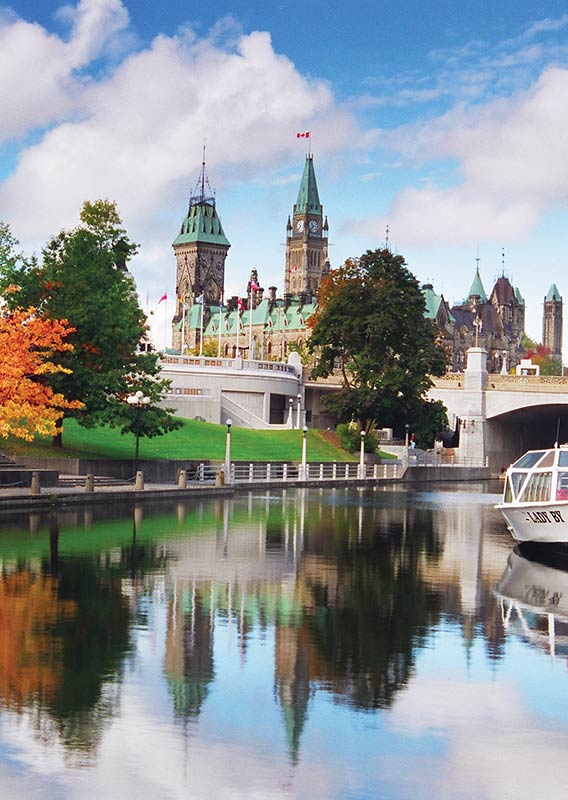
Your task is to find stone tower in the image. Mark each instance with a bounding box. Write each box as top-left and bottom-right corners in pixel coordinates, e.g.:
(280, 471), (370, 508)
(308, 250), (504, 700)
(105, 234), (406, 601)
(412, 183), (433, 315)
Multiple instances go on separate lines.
(172, 156), (230, 351)
(284, 155), (329, 296)
(543, 284), (563, 361)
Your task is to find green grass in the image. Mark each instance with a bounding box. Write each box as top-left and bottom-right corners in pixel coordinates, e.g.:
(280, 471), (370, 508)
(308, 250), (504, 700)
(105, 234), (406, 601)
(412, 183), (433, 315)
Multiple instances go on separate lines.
(2, 418), (357, 462)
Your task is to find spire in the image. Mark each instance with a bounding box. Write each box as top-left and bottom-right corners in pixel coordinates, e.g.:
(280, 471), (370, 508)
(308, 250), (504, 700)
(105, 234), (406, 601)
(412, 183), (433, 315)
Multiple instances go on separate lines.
(294, 155), (322, 216)
(468, 268), (487, 304)
(546, 283), (562, 302)
(173, 153), (230, 247)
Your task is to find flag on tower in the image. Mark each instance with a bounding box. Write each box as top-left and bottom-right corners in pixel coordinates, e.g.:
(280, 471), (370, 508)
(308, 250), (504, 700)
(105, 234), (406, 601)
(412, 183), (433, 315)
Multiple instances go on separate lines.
(296, 131), (310, 138)
(237, 298), (245, 310)
(250, 280), (258, 291)
(158, 293), (167, 304)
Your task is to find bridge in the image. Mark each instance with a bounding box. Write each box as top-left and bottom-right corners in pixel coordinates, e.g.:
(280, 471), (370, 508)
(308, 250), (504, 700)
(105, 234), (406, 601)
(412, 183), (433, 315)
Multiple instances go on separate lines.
(428, 347), (568, 471)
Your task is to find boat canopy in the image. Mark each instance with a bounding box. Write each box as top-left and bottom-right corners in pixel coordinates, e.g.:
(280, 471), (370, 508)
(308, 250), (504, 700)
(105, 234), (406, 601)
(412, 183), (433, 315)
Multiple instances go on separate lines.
(504, 448), (568, 504)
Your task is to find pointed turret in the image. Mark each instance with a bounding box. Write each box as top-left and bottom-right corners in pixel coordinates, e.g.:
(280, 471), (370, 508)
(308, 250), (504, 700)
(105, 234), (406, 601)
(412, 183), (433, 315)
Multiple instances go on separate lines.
(468, 269), (487, 304)
(546, 283), (561, 302)
(294, 155), (322, 216)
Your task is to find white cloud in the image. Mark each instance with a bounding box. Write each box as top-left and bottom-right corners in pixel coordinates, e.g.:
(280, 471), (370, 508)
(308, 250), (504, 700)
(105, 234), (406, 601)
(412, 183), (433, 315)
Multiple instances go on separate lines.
(361, 67), (568, 246)
(0, 0), (129, 142)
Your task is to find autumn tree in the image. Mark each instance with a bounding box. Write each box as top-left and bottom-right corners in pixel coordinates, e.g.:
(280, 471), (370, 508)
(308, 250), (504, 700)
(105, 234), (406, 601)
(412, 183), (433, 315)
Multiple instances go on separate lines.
(0, 203), (180, 445)
(521, 334), (562, 376)
(0, 306), (82, 441)
(308, 248), (448, 434)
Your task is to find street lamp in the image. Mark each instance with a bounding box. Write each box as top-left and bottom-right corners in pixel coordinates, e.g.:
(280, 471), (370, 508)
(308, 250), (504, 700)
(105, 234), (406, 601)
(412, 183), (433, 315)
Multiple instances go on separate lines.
(225, 418), (233, 483)
(296, 393), (302, 429)
(287, 397), (294, 428)
(301, 425), (308, 481)
(127, 390), (151, 475)
(359, 430), (366, 478)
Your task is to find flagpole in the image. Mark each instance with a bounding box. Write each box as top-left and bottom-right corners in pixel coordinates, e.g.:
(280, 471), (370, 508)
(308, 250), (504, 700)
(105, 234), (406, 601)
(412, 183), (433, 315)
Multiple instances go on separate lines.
(236, 303), (240, 358)
(181, 296), (185, 355)
(164, 298), (167, 350)
(199, 299), (204, 356)
(218, 293), (223, 358)
(248, 289), (253, 360)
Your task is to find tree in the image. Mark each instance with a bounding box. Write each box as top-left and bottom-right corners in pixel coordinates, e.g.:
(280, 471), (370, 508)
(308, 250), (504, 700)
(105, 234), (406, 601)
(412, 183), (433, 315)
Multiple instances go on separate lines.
(308, 249), (447, 431)
(0, 204), (180, 445)
(521, 334), (562, 376)
(0, 306), (82, 440)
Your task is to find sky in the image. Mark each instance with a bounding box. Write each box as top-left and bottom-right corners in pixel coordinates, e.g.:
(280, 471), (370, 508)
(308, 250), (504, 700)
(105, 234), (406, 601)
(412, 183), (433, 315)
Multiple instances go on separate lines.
(2, 0), (568, 351)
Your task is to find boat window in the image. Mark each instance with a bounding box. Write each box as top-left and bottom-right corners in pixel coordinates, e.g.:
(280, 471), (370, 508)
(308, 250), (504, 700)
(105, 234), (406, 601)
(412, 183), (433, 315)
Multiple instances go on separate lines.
(556, 472), (568, 501)
(512, 451), (545, 468)
(504, 477), (513, 503)
(538, 451), (556, 468)
(509, 471), (526, 499)
(520, 471), (552, 503)
(558, 452), (568, 467)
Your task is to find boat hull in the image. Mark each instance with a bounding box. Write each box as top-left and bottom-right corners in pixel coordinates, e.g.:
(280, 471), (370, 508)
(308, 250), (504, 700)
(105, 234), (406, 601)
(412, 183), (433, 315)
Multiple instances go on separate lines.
(498, 503), (568, 543)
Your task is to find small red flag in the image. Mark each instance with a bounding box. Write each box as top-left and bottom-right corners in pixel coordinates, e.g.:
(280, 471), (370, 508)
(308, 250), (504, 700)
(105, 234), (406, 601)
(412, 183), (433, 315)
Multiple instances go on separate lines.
(158, 293), (167, 304)
(296, 131), (310, 138)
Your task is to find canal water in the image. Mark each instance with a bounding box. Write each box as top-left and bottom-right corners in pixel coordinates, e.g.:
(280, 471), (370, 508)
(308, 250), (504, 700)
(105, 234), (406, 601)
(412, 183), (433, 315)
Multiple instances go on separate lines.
(1, 483), (567, 799)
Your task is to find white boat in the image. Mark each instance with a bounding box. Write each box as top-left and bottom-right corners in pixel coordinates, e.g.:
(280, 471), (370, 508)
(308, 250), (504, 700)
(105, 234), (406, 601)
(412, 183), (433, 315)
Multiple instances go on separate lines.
(497, 445), (568, 544)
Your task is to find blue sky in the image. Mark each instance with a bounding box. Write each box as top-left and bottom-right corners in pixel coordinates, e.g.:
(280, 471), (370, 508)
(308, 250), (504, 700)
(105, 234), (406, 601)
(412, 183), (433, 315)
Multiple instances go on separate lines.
(2, 1), (568, 349)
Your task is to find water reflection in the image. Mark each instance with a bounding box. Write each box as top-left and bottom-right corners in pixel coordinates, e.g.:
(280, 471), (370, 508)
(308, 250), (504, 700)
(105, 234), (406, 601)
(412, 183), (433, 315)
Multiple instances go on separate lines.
(496, 548), (568, 658)
(1, 484), (562, 798)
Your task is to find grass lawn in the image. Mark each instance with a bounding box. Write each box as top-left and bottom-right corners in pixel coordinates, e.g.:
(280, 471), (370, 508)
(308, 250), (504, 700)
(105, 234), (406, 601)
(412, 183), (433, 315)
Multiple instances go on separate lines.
(2, 418), (361, 462)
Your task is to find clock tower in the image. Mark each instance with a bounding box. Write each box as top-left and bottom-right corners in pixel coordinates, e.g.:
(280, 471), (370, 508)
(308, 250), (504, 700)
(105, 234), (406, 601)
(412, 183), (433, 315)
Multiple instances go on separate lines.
(172, 155), (230, 349)
(284, 155), (329, 296)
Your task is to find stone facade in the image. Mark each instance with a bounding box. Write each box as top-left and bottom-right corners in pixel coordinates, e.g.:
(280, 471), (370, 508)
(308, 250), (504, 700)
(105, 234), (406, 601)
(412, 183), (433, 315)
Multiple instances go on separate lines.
(542, 284), (563, 361)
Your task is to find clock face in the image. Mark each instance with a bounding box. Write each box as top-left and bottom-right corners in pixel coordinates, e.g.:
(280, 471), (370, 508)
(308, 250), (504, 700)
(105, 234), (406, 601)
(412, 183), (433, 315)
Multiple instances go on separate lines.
(309, 219), (318, 233)
(296, 219), (304, 233)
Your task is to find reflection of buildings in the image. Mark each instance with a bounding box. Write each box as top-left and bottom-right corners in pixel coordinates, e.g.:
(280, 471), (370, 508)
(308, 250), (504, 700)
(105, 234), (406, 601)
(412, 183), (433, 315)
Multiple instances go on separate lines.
(165, 586), (215, 718)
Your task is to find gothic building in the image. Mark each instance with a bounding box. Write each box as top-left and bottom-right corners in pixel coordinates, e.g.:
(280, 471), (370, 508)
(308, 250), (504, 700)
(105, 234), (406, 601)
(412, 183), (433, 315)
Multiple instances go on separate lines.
(170, 155), (561, 375)
(174, 154), (327, 357)
(542, 284), (563, 362)
(423, 268), (526, 372)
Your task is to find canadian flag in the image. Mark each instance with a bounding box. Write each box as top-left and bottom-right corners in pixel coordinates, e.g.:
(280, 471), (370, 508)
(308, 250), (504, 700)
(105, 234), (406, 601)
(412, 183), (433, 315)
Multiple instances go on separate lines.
(250, 280), (258, 291)
(237, 298), (245, 310)
(296, 131), (310, 138)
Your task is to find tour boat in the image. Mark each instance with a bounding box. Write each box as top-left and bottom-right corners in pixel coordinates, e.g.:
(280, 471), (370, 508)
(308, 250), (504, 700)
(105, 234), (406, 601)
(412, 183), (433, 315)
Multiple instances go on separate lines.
(497, 445), (568, 544)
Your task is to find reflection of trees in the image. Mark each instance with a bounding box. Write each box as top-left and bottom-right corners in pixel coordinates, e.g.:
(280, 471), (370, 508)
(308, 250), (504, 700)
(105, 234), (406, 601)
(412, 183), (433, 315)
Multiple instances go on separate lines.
(287, 504), (444, 712)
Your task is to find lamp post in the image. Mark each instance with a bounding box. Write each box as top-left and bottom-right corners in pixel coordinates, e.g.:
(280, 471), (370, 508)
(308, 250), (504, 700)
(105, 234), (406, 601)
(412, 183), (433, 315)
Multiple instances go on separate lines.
(127, 390), (151, 475)
(287, 397), (294, 428)
(405, 423), (410, 465)
(225, 418), (233, 483)
(359, 430), (366, 478)
(301, 425), (308, 481)
(296, 393), (302, 429)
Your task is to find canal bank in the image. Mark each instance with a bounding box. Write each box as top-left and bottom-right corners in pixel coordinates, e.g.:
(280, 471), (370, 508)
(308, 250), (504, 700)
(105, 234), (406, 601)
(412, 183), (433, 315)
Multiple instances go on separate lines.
(0, 463), (491, 511)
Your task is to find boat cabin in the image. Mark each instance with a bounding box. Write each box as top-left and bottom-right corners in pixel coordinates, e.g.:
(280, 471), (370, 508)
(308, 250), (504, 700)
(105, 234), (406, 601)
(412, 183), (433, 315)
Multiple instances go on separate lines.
(503, 447), (568, 504)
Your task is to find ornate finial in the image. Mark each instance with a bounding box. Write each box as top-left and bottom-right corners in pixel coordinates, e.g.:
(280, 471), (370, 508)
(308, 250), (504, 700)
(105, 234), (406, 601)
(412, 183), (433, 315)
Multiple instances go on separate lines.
(475, 247), (480, 271)
(385, 224), (390, 250)
(501, 247), (505, 276)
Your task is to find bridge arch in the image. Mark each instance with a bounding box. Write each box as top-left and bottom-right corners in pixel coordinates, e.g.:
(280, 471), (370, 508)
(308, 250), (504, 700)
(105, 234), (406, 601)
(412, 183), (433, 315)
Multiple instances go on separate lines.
(486, 403), (568, 470)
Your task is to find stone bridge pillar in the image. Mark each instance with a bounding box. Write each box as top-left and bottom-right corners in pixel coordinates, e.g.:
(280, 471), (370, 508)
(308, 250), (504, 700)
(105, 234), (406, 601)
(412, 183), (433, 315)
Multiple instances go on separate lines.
(459, 347), (487, 464)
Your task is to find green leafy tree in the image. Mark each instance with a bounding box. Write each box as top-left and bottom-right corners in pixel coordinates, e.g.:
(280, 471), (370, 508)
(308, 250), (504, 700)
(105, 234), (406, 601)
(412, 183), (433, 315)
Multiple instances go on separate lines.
(308, 249), (447, 430)
(0, 203), (180, 445)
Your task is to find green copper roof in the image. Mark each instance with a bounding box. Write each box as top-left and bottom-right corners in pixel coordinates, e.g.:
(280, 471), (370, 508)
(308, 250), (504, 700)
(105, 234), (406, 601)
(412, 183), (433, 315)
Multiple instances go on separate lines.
(514, 286), (524, 305)
(294, 156), (322, 216)
(468, 269), (487, 303)
(173, 200), (230, 247)
(546, 283), (561, 301)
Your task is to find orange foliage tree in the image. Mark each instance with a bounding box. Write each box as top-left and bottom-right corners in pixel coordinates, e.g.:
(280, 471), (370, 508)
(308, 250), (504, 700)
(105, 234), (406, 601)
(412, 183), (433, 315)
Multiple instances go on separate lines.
(0, 305), (83, 440)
